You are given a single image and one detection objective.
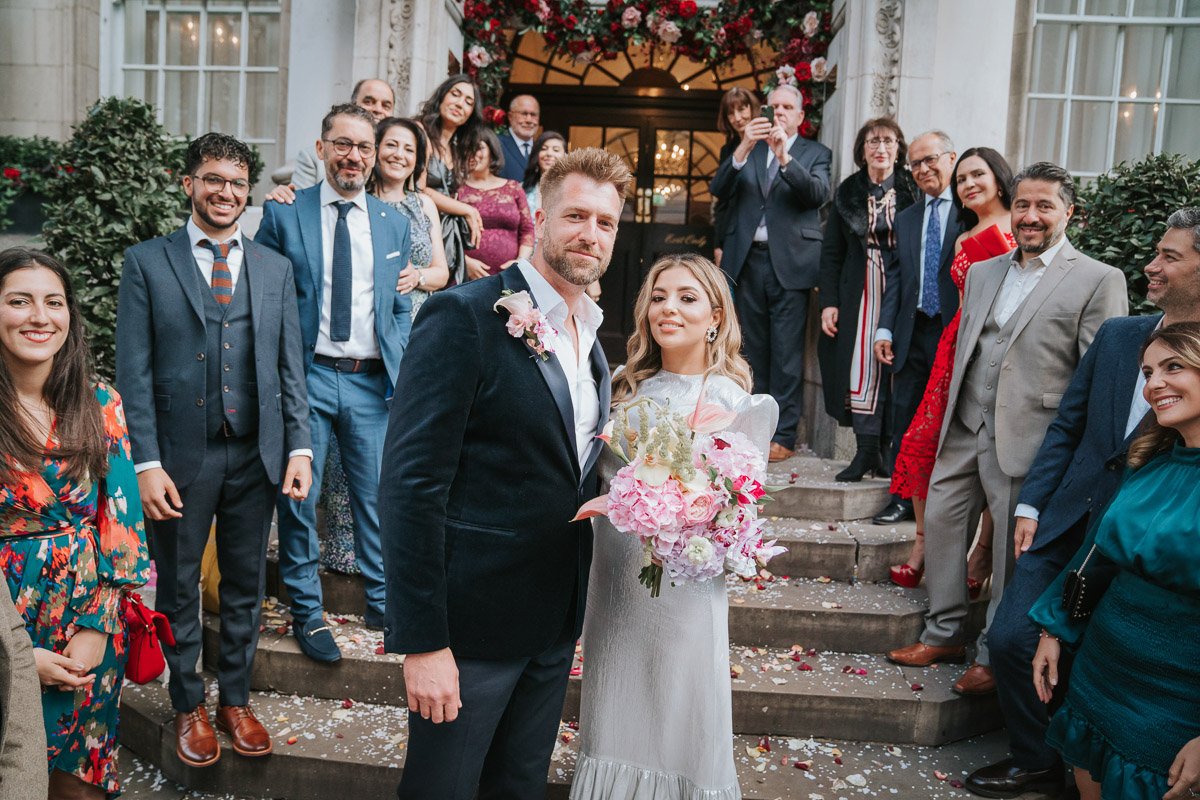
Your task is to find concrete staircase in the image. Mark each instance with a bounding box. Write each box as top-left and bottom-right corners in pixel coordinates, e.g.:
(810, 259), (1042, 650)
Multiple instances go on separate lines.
(119, 456), (1004, 798)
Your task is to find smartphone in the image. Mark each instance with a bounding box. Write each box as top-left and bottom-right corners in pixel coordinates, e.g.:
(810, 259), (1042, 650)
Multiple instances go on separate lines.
(760, 104), (775, 125)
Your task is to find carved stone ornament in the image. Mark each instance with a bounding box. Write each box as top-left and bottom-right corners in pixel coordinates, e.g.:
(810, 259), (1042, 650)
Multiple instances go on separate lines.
(872, 0), (902, 116)
(387, 0), (416, 94)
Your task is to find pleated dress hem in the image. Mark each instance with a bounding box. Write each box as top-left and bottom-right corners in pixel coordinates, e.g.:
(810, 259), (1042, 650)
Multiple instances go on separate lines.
(569, 753), (741, 800)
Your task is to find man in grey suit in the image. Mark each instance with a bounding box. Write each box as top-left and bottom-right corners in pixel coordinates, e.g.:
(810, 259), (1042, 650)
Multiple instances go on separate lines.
(887, 163), (1127, 691)
(709, 83), (832, 461)
(292, 78), (394, 189)
(0, 587), (46, 799)
(116, 133), (313, 769)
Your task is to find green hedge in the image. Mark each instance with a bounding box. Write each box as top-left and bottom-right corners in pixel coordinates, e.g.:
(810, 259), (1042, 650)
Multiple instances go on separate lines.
(1069, 153), (1200, 315)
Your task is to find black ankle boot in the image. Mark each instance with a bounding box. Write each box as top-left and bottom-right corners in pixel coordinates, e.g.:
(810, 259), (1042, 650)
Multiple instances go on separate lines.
(835, 434), (888, 482)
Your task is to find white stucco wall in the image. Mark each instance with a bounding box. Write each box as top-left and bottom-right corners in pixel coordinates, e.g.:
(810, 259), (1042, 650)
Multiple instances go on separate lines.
(282, 0), (357, 160)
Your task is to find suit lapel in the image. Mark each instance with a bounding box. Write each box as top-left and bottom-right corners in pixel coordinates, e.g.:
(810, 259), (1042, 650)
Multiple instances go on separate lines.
(755, 143), (770, 198)
(500, 268), (579, 471)
(297, 188), (324, 302)
(1009, 244), (1076, 344)
(245, 241), (265, 341)
(366, 196), (399, 333)
(579, 340), (611, 484)
(959, 257), (1008, 361)
(164, 228), (205, 323)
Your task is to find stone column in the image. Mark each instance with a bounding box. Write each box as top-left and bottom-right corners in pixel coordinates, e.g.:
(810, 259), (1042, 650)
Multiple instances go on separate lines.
(386, 0), (464, 116)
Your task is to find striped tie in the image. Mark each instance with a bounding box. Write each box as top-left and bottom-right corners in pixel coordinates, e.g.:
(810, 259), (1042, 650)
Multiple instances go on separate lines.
(200, 239), (236, 305)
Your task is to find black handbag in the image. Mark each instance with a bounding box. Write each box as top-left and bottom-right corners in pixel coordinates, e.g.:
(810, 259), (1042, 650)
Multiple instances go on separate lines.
(1061, 543), (1119, 621)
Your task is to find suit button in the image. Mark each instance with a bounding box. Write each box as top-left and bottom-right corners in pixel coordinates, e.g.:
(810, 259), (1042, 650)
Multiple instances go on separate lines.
(196, 398), (205, 407)
(196, 352), (205, 361)
(223, 386), (230, 393)
(996, 338), (1004, 344)
(223, 364), (231, 372)
(223, 342), (231, 350)
(989, 361), (996, 367)
(985, 384), (992, 390)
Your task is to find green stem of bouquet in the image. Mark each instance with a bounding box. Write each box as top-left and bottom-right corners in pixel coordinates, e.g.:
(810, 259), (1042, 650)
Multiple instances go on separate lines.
(638, 563), (664, 598)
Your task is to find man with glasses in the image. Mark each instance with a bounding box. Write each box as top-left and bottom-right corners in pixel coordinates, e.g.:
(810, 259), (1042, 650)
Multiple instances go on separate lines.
(499, 94), (541, 182)
(292, 78), (395, 189)
(871, 130), (961, 524)
(256, 103), (412, 663)
(116, 132), (314, 767)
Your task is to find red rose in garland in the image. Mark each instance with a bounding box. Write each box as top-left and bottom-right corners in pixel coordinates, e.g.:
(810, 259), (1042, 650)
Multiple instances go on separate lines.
(679, 0), (698, 18)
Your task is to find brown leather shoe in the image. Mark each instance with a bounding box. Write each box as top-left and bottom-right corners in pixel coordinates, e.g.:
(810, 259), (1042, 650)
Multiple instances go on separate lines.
(216, 704), (273, 757)
(768, 443), (795, 463)
(886, 641), (966, 667)
(175, 706), (220, 767)
(952, 663), (996, 695)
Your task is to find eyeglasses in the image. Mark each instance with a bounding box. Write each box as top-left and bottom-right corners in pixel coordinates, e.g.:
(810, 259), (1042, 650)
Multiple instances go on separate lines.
(909, 152), (948, 172)
(324, 138), (376, 158)
(509, 110), (539, 118)
(192, 174), (250, 196)
(866, 137), (898, 149)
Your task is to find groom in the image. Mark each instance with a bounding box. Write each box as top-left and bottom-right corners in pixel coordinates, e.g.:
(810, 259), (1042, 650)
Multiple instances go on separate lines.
(379, 147), (630, 798)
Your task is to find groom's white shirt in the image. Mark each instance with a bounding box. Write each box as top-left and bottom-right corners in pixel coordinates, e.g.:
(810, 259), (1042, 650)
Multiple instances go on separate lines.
(518, 260), (603, 465)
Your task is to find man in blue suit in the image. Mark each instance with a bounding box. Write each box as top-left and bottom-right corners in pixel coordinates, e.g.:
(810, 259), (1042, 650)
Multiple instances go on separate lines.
(872, 131), (960, 523)
(966, 208), (1200, 798)
(497, 94), (540, 182)
(255, 103), (412, 663)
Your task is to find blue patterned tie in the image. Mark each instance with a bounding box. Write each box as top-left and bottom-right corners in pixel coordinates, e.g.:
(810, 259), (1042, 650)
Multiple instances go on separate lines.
(330, 201), (353, 342)
(920, 197), (942, 317)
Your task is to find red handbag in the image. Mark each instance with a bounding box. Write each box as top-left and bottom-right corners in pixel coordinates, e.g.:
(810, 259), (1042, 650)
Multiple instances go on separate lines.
(121, 591), (175, 684)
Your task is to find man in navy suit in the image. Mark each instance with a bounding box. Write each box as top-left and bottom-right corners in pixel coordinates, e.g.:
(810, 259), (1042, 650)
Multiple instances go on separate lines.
(379, 148), (625, 799)
(498, 94), (541, 182)
(255, 103), (412, 663)
(966, 208), (1200, 798)
(117, 133), (313, 766)
(871, 130), (960, 523)
(709, 83), (832, 461)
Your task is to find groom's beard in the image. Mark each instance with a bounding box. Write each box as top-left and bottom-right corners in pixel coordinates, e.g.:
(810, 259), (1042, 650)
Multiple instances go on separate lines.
(542, 235), (609, 286)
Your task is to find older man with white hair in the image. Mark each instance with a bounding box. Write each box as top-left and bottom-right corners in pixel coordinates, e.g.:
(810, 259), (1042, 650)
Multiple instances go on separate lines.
(710, 82), (832, 461)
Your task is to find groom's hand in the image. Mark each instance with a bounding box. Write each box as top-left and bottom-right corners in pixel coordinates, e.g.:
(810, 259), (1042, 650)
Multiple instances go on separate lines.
(404, 647), (461, 723)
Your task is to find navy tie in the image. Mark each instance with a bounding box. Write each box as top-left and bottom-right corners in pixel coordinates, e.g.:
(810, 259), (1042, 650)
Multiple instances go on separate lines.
(920, 197), (942, 317)
(331, 201), (353, 342)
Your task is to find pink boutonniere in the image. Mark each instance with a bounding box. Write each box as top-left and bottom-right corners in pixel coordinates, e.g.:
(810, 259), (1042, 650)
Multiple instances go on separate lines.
(494, 290), (556, 361)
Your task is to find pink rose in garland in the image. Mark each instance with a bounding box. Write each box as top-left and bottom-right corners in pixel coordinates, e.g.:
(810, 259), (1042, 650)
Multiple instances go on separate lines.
(621, 5), (642, 28)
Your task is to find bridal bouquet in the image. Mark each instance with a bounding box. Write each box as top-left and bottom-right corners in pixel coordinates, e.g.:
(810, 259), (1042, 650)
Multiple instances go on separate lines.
(575, 397), (786, 597)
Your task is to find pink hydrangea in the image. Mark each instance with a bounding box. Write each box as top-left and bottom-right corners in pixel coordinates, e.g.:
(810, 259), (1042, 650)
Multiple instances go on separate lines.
(606, 466), (686, 540)
(696, 431), (764, 484)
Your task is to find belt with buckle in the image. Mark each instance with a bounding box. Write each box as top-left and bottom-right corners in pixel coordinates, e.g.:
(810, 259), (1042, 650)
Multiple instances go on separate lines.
(215, 419), (252, 439)
(312, 354), (385, 373)
(750, 240), (770, 250)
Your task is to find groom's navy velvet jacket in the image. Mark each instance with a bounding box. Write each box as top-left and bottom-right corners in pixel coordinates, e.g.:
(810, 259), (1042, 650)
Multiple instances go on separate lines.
(378, 266), (610, 660)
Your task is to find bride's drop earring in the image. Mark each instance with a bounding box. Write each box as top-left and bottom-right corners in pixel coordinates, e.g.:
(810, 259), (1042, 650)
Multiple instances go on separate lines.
(705, 326), (718, 343)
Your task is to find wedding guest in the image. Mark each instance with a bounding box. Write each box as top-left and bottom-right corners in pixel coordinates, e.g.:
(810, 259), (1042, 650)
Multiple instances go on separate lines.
(498, 93), (541, 182)
(817, 117), (918, 481)
(522, 130), (566, 215)
(256, 103), (412, 662)
(969, 209), (1200, 799)
(292, 78), (395, 189)
(886, 148), (1014, 596)
(887, 164), (1126, 702)
(457, 129), (534, 279)
(419, 74), (487, 284)
(712, 87), (757, 269)
(572, 253), (777, 799)
(0, 564), (47, 797)
(117, 133), (313, 767)
(0, 247), (150, 798)
(1031, 321), (1200, 800)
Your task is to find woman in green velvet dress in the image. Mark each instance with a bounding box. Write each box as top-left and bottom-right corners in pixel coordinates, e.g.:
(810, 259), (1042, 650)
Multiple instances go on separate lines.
(1031, 322), (1200, 800)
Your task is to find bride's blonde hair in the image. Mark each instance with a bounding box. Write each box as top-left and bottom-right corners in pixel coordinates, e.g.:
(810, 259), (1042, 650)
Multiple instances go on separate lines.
(611, 253), (752, 405)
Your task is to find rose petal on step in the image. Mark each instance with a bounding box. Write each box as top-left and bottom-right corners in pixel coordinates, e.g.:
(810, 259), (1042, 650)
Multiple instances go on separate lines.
(745, 746), (761, 757)
(834, 756), (843, 765)
(934, 770), (949, 781)
(375, 645), (387, 655)
(842, 665), (853, 673)
(758, 735), (771, 752)
(846, 774), (867, 787)
(950, 780), (965, 788)
(886, 745), (902, 756)
(286, 736), (298, 745)
(854, 668), (868, 676)
(569, 666), (583, 677)
(341, 698), (354, 709)
(794, 759), (813, 770)
(816, 576), (832, 584)
(789, 471), (798, 484)
(911, 682), (924, 691)
(807, 648), (817, 656)
(560, 731), (574, 743)
(771, 677), (788, 685)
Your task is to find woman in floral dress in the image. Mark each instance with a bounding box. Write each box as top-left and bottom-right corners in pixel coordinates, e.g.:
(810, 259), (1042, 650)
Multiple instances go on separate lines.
(0, 247), (150, 798)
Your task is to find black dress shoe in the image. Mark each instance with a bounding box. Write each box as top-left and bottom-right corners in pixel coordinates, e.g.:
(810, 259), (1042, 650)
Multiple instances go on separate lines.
(966, 759), (1064, 798)
(872, 500), (914, 525)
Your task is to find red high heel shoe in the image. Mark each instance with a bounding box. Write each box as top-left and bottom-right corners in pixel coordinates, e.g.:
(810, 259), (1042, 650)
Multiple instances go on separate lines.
(889, 531), (924, 588)
(967, 542), (992, 600)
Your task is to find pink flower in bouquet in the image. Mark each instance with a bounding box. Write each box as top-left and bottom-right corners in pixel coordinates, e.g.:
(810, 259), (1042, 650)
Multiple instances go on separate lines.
(732, 475), (767, 506)
(621, 5), (642, 28)
(681, 487), (723, 526)
(606, 468), (685, 539)
(697, 431), (764, 483)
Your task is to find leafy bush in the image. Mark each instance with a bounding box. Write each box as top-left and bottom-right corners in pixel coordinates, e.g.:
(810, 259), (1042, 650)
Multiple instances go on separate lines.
(0, 135), (65, 230)
(41, 97), (188, 377)
(1069, 153), (1200, 315)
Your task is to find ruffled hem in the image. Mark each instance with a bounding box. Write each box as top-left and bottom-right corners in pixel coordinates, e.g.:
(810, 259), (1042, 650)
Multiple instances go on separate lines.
(570, 754), (740, 800)
(1048, 701), (1168, 800)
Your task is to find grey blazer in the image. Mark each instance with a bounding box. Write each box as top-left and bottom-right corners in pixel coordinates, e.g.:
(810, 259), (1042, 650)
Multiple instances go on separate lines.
(0, 588), (46, 800)
(940, 240), (1127, 477)
(292, 145), (322, 189)
(115, 226), (313, 488)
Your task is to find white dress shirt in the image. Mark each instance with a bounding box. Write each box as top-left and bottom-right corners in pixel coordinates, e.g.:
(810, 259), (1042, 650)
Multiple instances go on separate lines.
(134, 219), (313, 473)
(731, 133), (798, 242)
(518, 261), (603, 466)
(315, 181), (379, 360)
(994, 236), (1065, 326)
(875, 187), (953, 344)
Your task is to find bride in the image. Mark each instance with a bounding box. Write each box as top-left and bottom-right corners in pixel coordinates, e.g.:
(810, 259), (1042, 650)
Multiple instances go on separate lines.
(571, 253), (778, 799)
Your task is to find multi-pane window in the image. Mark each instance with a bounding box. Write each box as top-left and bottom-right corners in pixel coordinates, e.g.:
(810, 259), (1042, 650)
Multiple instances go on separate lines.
(1026, 0), (1200, 178)
(114, 0), (283, 194)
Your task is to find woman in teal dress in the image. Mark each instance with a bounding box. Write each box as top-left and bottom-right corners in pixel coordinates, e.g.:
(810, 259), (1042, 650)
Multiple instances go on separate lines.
(1031, 321), (1200, 800)
(0, 248), (150, 798)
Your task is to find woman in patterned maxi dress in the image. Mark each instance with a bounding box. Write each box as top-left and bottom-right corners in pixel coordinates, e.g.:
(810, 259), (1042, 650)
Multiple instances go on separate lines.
(0, 248), (149, 798)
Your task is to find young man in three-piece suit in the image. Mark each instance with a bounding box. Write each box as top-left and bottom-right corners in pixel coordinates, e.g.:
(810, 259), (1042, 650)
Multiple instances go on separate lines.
(255, 103), (412, 664)
(116, 132), (313, 768)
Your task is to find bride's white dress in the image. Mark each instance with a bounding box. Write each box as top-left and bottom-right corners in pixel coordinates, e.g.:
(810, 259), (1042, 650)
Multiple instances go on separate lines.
(570, 371), (779, 800)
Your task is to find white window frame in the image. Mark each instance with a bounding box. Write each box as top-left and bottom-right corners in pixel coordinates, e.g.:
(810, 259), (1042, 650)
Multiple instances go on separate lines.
(1027, 0), (1200, 177)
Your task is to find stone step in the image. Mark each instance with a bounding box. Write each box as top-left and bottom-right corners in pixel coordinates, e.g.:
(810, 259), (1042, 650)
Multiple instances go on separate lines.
(120, 680), (1015, 799)
(768, 455), (893, 520)
(264, 516), (920, 618)
(207, 613), (997, 745)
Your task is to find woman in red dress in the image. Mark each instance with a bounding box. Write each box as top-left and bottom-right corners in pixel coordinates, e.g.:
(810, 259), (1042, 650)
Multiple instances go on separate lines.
(888, 148), (1017, 590)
